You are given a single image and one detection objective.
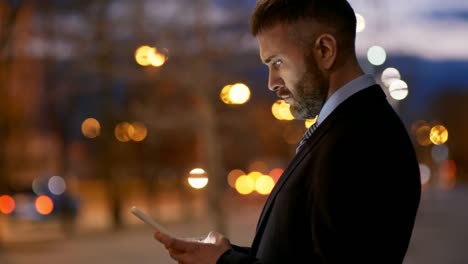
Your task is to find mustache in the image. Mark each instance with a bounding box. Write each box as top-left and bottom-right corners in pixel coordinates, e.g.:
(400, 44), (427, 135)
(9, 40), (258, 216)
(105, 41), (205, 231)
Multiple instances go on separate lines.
(277, 89), (291, 98)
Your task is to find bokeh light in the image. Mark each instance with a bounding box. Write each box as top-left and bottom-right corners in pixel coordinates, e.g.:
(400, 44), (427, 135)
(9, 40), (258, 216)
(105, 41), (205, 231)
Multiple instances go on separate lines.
(135, 45), (167, 67)
(48, 176), (66, 195)
(272, 100), (294, 120)
(35, 195), (54, 215)
(81, 118), (101, 138)
(229, 83), (251, 104)
(235, 175), (255, 195)
(188, 168), (208, 189)
(381, 67), (401, 87)
(431, 144), (449, 163)
(356, 13), (366, 33)
(415, 125), (432, 146)
(227, 169), (245, 188)
(255, 175), (275, 195)
(389, 80), (408, 100)
(430, 125), (448, 145)
(129, 122), (148, 142)
(268, 168), (284, 183)
(305, 115), (318, 128)
(419, 163), (431, 185)
(115, 122), (133, 142)
(367, 45), (387, 66)
(0, 195), (15, 214)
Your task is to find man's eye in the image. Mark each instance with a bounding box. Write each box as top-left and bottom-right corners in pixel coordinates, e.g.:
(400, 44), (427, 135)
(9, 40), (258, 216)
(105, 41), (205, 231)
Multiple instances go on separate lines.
(273, 60), (283, 68)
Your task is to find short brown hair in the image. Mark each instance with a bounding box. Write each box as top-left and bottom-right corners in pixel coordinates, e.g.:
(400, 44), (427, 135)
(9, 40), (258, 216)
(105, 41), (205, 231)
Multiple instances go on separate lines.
(251, 0), (357, 52)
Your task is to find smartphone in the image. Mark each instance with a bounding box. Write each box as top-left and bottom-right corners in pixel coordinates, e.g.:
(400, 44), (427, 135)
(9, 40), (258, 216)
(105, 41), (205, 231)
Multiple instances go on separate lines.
(131, 206), (174, 237)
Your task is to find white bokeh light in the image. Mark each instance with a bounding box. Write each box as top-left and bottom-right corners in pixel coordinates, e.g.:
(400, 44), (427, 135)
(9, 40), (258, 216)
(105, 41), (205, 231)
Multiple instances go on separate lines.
(389, 80), (409, 100)
(367, 46), (387, 66)
(356, 13), (366, 33)
(48, 176), (66, 195)
(381, 67), (401, 87)
(419, 163), (431, 185)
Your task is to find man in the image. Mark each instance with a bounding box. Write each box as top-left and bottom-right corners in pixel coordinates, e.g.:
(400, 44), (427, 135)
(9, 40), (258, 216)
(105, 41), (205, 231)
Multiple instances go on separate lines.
(154, 0), (421, 263)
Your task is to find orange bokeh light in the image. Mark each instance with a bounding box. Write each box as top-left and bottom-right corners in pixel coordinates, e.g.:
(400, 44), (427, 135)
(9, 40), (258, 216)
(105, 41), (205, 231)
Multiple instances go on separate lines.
(35, 195), (54, 215)
(0, 195), (15, 214)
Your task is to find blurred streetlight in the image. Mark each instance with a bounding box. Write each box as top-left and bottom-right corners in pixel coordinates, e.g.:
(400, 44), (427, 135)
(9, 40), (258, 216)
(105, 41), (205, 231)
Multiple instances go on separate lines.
(81, 117), (101, 138)
(367, 45), (387, 66)
(381, 67), (401, 87)
(220, 83), (251, 105)
(430, 125), (448, 145)
(188, 168), (209, 189)
(0, 195), (15, 214)
(134, 45), (167, 67)
(272, 100), (294, 120)
(389, 80), (409, 100)
(356, 13), (366, 33)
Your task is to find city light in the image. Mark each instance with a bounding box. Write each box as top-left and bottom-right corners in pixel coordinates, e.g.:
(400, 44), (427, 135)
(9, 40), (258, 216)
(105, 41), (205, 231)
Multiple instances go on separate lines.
(81, 117), (101, 138)
(220, 83), (251, 105)
(381, 67), (401, 87)
(0, 195), (15, 214)
(235, 175), (255, 195)
(129, 122), (148, 142)
(272, 100), (294, 120)
(48, 176), (66, 195)
(367, 45), (387, 66)
(415, 125), (432, 146)
(430, 125), (448, 145)
(255, 175), (275, 195)
(134, 45), (167, 67)
(389, 80), (408, 100)
(305, 115), (318, 128)
(268, 168), (284, 183)
(355, 13), (366, 33)
(419, 163), (431, 185)
(115, 122), (133, 142)
(35, 195), (54, 215)
(227, 169), (245, 188)
(188, 168), (208, 189)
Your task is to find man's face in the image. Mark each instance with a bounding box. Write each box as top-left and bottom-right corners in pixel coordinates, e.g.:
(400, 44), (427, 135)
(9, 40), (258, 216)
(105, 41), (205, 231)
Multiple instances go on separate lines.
(257, 23), (329, 120)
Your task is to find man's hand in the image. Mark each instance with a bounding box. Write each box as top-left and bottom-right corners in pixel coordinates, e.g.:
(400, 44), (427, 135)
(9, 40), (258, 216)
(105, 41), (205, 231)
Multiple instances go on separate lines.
(154, 231), (231, 264)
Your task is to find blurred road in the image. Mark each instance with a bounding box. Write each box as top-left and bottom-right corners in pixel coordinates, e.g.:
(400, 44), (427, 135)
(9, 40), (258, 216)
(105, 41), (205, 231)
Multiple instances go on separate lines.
(1, 185), (468, 264)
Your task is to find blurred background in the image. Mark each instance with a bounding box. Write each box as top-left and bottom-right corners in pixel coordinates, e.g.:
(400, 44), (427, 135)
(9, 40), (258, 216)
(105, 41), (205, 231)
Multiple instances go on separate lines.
(0, 0), (467, 263)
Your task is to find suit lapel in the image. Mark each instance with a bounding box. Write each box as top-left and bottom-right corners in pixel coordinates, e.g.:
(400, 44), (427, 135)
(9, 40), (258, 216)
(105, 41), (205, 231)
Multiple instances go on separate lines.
(251, 118), (333, 251)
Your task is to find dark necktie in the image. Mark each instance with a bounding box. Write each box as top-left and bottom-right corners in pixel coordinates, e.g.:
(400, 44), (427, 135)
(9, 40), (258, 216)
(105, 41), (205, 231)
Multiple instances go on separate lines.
(296, 122), (318, 154)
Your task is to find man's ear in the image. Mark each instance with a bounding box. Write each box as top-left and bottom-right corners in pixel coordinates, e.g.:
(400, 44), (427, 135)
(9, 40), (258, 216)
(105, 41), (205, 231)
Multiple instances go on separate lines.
(314, 34), (337, 71)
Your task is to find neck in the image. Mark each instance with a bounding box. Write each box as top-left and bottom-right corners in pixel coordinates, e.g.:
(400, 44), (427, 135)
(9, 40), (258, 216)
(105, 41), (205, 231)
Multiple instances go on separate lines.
(327, 55), (365, 99)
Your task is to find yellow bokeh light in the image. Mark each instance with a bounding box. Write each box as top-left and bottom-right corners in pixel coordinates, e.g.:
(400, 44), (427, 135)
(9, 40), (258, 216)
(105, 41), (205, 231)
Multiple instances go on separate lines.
(272, 100), (294, 121)
(81, 118), (101, 138)
(255, 175), (275, 195)
(235, 175), (255, 195)
(430, 125), (448, 145)
(149, 51), (167, 67)
(135, 45), (167, 67)
(248, 171), (263, 181)
(229, 83), (251, 104)
(115, 122), (133, 142)
(415, 125), (432, 146)
(135, 45), (153, 66)
(220, 84), (233, 104)
(129, 122), (147, 142)
(305, 115), (318, 128)
(227, 169), (245, 188)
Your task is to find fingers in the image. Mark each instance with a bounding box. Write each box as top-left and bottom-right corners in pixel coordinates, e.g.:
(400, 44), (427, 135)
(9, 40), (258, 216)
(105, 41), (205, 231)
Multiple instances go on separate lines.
(154, 231), (199, 252)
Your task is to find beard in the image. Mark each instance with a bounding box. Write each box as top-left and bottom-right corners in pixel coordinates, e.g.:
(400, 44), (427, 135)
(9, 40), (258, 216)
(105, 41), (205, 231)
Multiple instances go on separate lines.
(289, 57), (329, 120)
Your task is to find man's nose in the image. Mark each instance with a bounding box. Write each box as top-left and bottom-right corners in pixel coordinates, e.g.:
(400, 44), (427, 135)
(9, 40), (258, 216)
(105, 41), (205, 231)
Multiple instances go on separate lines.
(268, 71), (284, 92)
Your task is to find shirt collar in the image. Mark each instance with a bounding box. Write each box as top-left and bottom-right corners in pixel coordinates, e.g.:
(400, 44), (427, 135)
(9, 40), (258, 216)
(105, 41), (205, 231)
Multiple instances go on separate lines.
(316, 74), (377, 125)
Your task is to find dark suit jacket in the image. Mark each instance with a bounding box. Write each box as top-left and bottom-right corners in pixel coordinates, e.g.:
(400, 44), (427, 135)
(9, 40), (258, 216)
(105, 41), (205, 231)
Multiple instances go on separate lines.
(218, 85), (421, 264)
